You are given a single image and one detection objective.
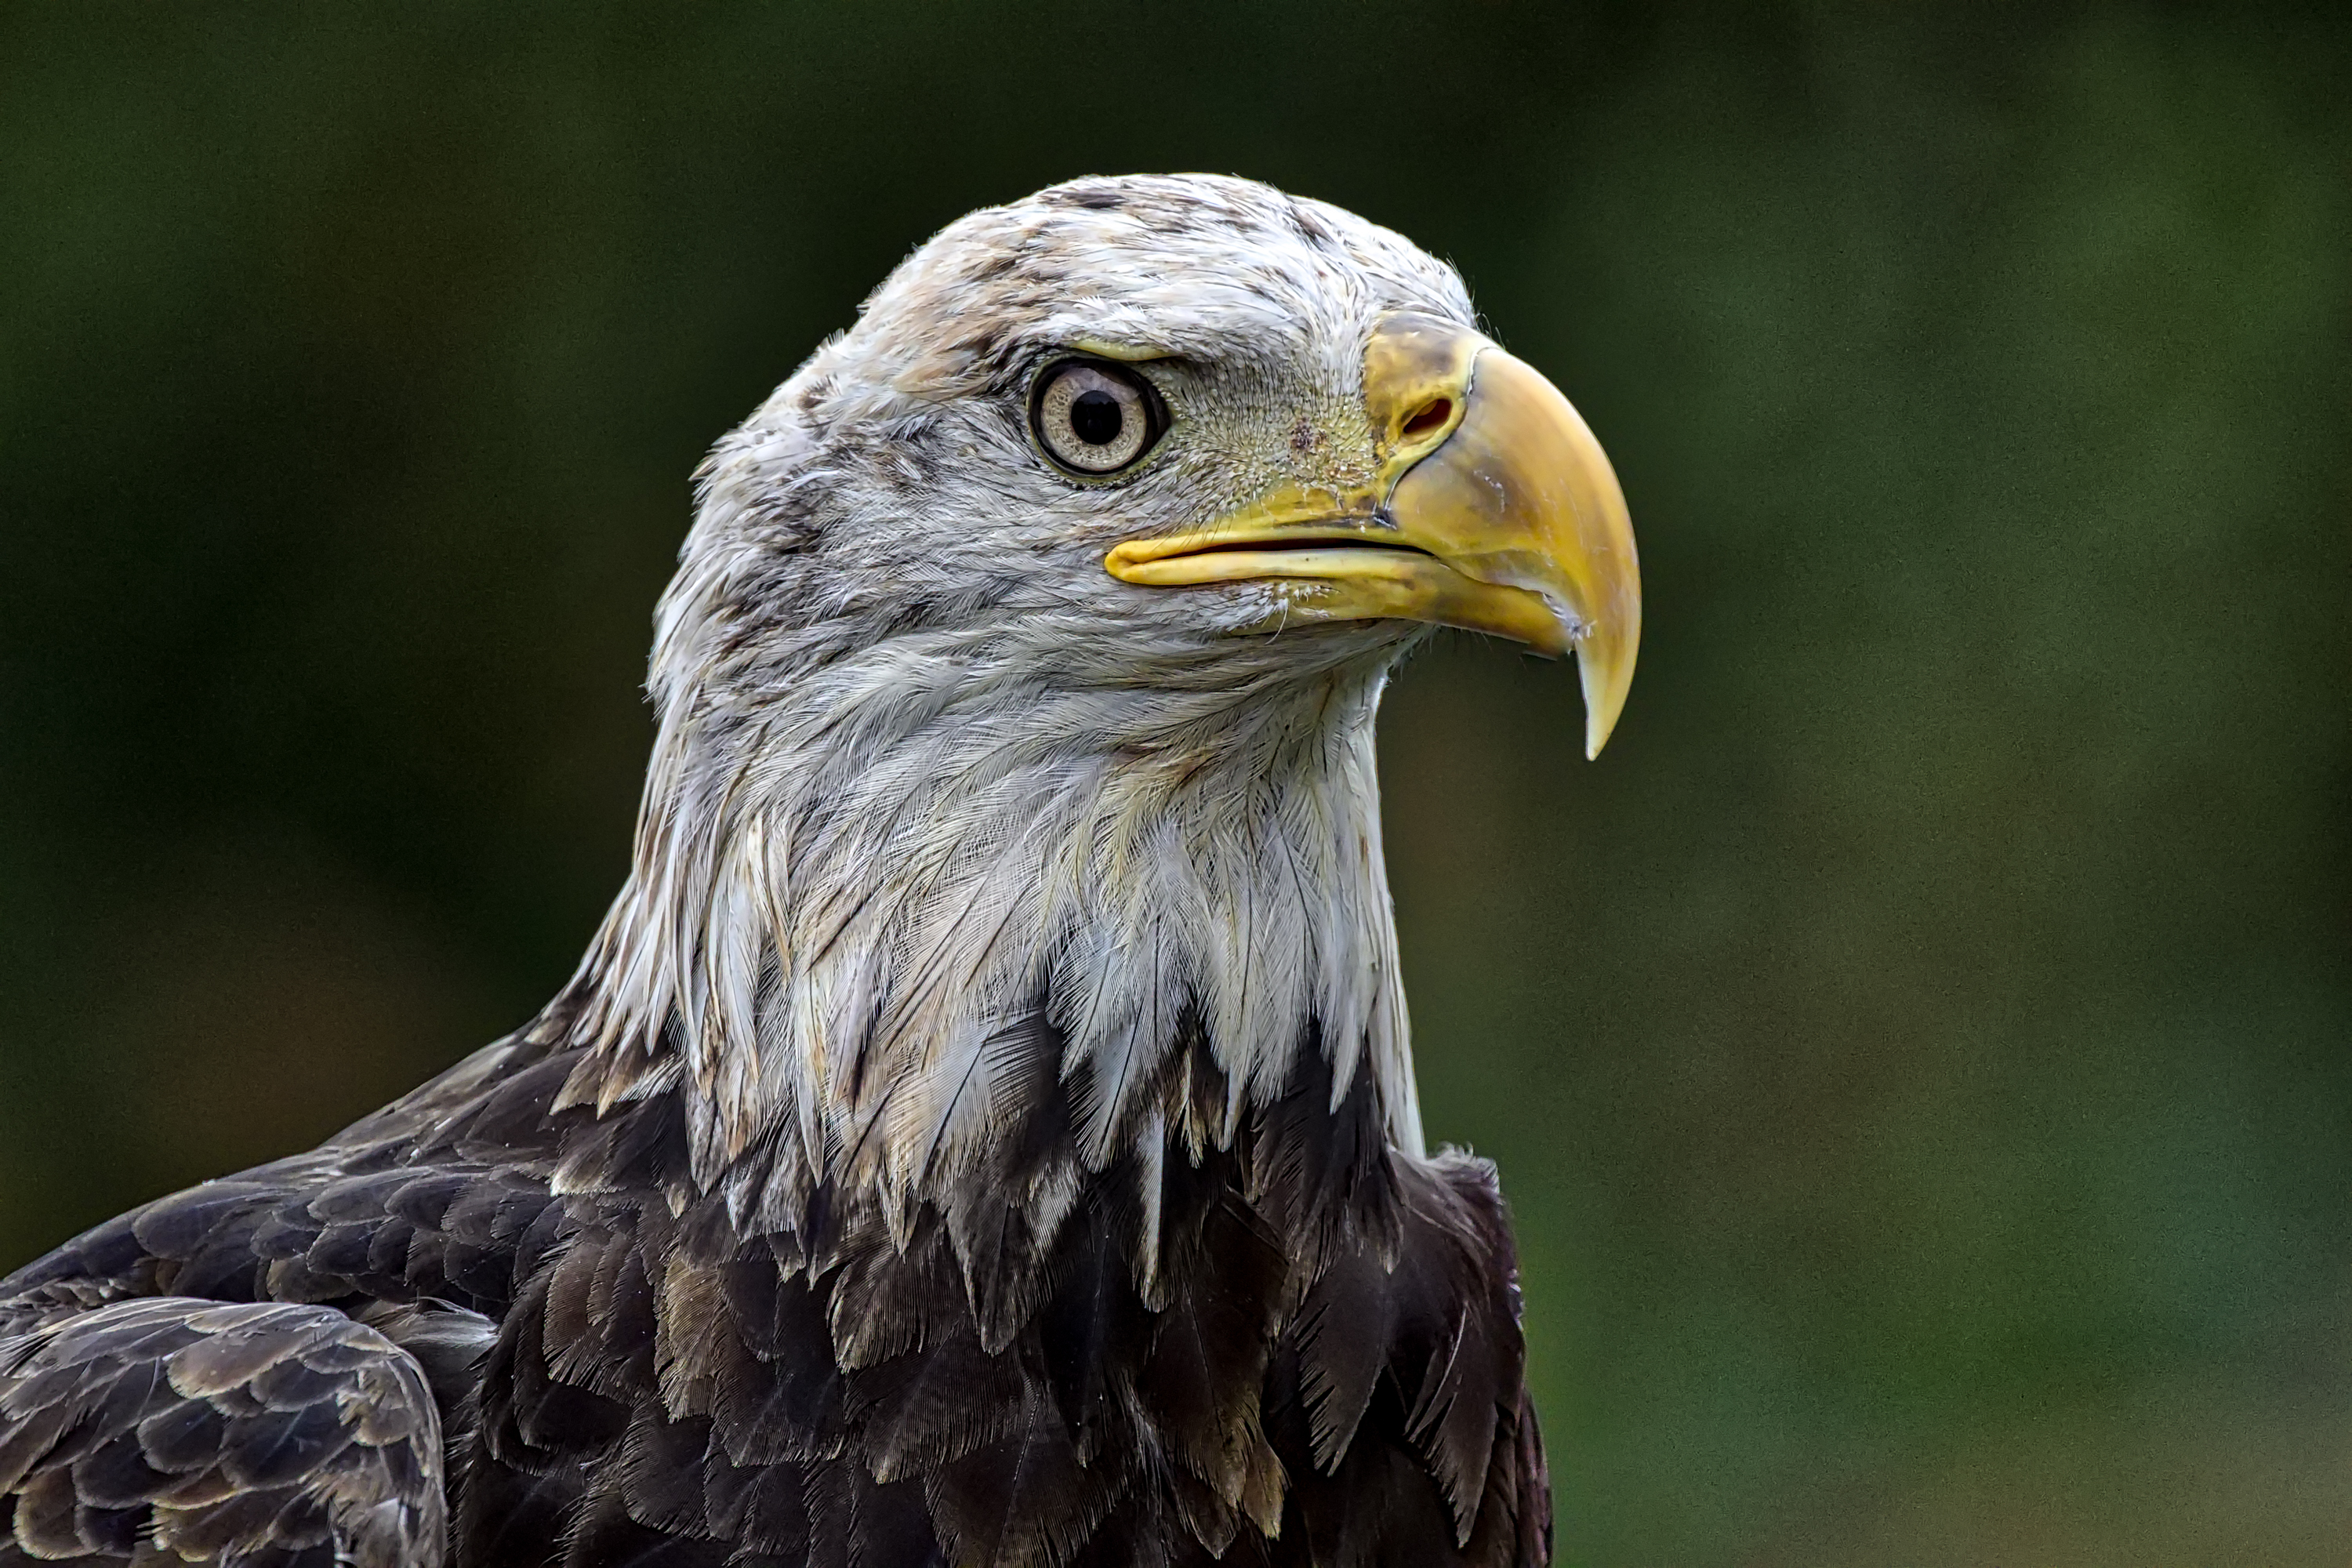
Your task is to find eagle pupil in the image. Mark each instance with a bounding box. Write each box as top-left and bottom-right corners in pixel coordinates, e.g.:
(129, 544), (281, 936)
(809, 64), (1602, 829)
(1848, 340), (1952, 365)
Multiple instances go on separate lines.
(1070, 389), (1123, 445)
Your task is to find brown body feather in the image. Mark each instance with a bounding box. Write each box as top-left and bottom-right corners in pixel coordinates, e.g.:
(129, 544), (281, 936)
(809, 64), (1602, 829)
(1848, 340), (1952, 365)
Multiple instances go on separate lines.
(2, 1023), (1547, 1567)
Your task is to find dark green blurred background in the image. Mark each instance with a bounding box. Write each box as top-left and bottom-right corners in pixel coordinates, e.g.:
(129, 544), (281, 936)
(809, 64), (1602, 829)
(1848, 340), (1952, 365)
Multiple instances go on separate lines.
(2, 4), (2347, 1562)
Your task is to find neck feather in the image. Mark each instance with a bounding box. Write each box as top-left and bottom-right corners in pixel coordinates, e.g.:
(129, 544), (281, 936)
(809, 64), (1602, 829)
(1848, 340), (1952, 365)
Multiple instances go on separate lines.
(535, 628), (1422, 1217)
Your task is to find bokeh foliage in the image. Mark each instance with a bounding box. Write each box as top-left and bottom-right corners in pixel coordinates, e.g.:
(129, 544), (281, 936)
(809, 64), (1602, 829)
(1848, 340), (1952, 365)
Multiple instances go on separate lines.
(1, 3), (2345, 1562)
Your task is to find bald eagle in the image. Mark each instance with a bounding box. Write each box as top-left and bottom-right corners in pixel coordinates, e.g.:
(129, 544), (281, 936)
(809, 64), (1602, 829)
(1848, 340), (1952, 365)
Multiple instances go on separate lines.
(0, 175), (1638, 1568)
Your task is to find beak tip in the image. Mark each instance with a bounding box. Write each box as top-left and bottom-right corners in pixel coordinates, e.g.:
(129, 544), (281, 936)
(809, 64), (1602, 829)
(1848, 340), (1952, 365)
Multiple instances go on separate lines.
(1576, 633), (1635, 761)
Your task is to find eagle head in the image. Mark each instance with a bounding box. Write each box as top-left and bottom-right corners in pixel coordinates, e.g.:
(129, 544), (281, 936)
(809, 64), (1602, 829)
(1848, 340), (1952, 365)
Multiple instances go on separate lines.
(548, 175), (1640, 1218)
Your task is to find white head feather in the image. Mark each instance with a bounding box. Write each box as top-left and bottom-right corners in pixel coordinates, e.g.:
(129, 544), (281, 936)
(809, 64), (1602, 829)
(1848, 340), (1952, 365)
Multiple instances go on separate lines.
(538, 175), (1478, 1218)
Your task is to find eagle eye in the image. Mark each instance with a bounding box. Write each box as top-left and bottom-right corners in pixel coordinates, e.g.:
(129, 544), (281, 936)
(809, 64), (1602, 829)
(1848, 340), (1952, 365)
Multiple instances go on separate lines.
(1031, 359), (1165, 476)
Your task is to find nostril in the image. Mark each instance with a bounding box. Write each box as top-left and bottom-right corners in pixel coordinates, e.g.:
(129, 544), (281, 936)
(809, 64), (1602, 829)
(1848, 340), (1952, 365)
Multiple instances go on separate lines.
(1399, 397), (1454, 441)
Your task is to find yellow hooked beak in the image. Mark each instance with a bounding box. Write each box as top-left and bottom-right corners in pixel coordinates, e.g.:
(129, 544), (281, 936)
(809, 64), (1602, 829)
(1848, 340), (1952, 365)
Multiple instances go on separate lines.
(1105, 312), (1642, 758)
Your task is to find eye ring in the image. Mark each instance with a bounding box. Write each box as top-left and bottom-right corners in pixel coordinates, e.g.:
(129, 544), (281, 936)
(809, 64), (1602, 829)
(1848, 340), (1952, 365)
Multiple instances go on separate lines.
(1029, 358), (1167, 476)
